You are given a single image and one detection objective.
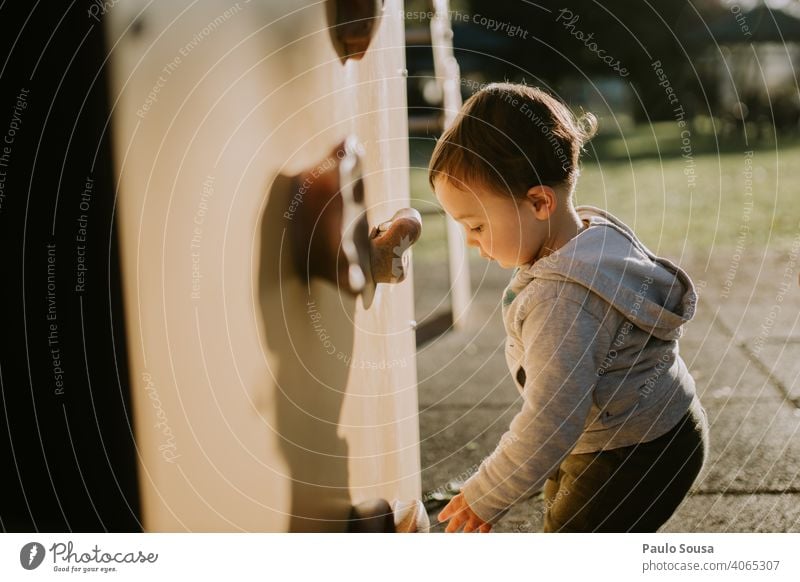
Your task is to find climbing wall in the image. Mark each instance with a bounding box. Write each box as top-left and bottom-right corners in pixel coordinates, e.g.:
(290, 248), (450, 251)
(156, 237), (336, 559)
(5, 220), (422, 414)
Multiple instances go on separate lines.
(105, 0), (420, 531)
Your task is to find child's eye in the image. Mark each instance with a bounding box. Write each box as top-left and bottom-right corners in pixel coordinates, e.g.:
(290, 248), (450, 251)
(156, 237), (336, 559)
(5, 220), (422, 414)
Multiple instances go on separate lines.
(471, 225), (484, 233)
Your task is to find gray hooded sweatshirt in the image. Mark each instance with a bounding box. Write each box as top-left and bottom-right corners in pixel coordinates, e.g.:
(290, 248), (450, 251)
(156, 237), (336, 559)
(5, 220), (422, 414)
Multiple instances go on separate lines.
(461, 205), (702, 524)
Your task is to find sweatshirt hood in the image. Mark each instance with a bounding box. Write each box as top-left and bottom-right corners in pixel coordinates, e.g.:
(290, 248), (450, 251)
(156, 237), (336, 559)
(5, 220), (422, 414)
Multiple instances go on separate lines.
(504, 205), (697, 341)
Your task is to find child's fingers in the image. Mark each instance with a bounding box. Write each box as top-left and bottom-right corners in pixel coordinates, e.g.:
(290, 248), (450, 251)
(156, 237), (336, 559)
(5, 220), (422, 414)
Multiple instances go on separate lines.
(437, 504), (454, 522)
(437, 495), (463, 522)
(445, 513), (466, 533)
(464, 516), (488, 533)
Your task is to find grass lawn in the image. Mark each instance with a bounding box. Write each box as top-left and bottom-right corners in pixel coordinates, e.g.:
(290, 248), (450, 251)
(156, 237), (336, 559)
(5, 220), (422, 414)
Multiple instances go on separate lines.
(575, 145), (800, 260)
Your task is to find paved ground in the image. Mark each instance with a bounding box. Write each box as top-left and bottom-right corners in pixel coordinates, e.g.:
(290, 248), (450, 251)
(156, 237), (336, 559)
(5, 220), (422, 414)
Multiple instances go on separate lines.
(414, 243), (800, 532)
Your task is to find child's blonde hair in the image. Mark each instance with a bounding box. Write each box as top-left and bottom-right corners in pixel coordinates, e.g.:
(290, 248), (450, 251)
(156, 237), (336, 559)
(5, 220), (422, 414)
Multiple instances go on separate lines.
(428, 82), (597, 198)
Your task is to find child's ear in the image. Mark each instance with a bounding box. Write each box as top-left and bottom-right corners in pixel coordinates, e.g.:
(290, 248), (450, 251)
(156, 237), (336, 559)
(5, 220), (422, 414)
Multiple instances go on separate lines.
(525, 185), (557, 219)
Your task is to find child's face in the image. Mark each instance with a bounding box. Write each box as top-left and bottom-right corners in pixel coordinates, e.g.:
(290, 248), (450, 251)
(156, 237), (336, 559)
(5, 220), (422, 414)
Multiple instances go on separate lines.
(434, 178), (546, 269)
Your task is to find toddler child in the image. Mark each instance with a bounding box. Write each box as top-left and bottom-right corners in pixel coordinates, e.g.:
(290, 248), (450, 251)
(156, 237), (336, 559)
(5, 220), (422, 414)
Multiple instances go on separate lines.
(432, 82), (709, 533)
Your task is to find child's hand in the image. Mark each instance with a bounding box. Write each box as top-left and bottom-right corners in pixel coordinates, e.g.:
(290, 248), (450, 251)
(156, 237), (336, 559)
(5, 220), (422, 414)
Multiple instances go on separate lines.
(437, 493), (492, 533)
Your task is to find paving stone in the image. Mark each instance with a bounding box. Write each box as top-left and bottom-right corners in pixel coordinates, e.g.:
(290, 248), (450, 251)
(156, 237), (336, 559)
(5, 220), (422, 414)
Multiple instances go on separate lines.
(686, 247), (800, 343)
(681, 298), (785, 404)
(751, 342), (800, 403)
(695, 399), (800, 493)
(661, 493), (800, 532)
(417, 323), (517, 408)
(419, 407), (518, 497)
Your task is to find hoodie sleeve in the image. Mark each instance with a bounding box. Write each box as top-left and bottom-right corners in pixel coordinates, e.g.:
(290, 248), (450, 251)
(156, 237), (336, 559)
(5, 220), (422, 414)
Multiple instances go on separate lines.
(460, 294), (613, 524)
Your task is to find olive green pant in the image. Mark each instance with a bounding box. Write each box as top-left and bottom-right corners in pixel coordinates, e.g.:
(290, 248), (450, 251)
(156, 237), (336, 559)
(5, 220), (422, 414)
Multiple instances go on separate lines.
(543, 403), (709, 532)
